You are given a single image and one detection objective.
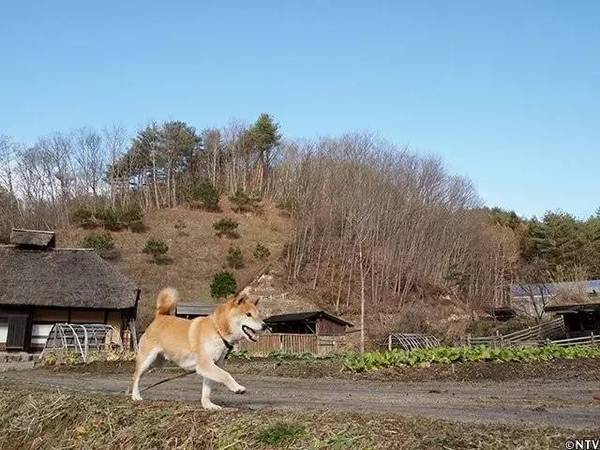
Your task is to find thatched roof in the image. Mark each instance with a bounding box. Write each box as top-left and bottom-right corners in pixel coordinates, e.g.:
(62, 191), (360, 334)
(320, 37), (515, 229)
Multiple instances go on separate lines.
(0, 246), (138, 309)
(10, 229), (55, 249)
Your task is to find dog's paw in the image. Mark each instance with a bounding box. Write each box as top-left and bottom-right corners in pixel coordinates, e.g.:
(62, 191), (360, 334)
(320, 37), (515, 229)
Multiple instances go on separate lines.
(202, 402), (222, 411)
(234, 385), (246, 395)
(131, 392), (143, 401)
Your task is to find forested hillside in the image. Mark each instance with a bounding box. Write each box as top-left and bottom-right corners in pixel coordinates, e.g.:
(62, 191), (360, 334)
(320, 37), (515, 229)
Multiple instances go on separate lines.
(489, 208), (600, 283)
(1, 115), (598, 336)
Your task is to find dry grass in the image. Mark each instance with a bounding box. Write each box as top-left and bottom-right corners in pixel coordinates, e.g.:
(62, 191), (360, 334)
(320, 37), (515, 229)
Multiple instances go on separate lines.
(0, 383), (580, 450)
(59, 200), (290, 328)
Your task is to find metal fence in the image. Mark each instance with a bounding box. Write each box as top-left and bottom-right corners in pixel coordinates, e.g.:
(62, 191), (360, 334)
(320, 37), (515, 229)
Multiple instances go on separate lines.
(383, 333), (440, 351)
(41, 323), (121, 362)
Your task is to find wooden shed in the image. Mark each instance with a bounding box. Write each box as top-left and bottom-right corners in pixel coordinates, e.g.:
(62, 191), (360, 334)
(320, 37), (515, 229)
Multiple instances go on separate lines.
(238, 311), (353, 356)
(265, 311), (353, 336)
(0, 229), (139, 352)
(545, 303), (600, 338)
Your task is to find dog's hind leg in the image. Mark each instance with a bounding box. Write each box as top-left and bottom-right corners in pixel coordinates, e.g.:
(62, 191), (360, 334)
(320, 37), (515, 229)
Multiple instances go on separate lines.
(131, 343), (161, 401)
(201, 377), (221, 411)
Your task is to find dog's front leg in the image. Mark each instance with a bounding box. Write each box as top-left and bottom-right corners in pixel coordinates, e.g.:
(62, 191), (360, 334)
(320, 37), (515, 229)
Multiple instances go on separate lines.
(195, 360), (246, 394)
(201, 377), (222, 411)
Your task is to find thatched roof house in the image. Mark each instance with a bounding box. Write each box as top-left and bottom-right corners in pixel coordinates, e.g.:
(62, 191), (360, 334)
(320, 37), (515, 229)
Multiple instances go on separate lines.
(0, 229), (139, 352)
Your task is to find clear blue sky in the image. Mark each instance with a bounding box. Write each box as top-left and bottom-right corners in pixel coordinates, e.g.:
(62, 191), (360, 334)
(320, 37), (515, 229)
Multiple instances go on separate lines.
(1, 1), (599, 219)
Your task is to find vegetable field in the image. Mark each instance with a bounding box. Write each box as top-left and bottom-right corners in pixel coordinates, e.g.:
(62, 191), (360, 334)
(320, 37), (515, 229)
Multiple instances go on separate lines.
(342, 345), (600, 371)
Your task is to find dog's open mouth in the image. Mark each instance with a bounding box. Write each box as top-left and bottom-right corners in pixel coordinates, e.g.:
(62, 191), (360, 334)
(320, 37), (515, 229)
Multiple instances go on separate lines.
(242, 325), (258, 342)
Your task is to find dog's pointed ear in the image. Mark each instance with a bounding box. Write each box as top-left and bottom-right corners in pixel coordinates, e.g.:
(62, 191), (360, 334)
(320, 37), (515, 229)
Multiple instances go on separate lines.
(234, 292), (247, 305)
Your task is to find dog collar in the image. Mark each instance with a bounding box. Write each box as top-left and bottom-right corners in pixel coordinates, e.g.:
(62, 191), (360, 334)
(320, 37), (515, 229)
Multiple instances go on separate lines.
(219, 334), (234, 359)
(211, 316), (234, 359)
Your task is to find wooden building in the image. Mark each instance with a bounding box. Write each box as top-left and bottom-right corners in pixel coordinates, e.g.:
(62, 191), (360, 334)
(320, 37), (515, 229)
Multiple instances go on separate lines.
(511, 280), (600, 317)
(172, 301), (353, 356)
(239, 310), (353, 356)
(264, 311), (353, 336)
(488, 307), (517, 322)
(545, 303), (600, 338)
(0, 229), (139, 352)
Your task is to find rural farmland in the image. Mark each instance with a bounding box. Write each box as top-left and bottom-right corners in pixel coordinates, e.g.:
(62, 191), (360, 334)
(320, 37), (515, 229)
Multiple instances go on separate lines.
(2, 1), (600, 449)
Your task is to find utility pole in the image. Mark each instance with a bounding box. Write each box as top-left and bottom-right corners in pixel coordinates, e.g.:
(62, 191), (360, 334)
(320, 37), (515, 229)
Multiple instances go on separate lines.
(359, 240), (366, 354)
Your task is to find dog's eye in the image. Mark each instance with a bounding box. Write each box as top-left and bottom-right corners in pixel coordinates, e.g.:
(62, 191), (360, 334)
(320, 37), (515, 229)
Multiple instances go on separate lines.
(246, 313), (252, 317)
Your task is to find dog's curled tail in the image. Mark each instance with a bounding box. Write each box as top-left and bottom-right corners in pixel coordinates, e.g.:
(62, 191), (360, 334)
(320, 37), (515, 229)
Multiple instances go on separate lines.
(156, 287), (178, 316)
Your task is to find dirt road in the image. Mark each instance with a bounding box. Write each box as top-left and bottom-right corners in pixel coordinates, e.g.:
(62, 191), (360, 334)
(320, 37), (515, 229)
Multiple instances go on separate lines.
(4, 369), (599, 430)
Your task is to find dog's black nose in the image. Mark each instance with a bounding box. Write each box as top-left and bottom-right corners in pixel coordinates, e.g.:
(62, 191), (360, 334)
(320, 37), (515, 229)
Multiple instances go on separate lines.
(261, 323), (268, 331)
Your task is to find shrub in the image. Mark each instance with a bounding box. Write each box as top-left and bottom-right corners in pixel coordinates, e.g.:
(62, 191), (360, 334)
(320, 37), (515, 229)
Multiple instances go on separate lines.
(253, 242), (270, 260)
(213, 218), (239, 238)
(81, 231), (115, 251)
(143, 238), (169, 263)
(81, 231), (119, 259)
(122, 206), (146, 232)
(210, 271), (237, 298)
(117, 205), (148, 233)
(226, 246), (244, 269)
(229, 190), (261, 213)
(174, 219), (188, 235)
(95, 207), (125, 231)
(72, 207), (97, 228)
(121, 205), (144, 223)
(72, 205), (146, 231)
(188, 181), (220, 211)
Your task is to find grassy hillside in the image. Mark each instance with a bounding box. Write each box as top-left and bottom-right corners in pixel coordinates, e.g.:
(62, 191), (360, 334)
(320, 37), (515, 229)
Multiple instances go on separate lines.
(59, 200), (290, 327)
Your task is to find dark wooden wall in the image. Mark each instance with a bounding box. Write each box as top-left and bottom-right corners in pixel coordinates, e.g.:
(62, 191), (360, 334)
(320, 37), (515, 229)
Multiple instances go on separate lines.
(267, 318), (347, 336)
(316, 318), (346, 336)
(563, 312), (600, 338)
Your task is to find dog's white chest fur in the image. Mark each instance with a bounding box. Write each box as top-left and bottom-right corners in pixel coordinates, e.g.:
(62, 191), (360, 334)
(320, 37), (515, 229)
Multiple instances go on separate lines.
(178, 354), (198, 370)
(205, 339), (228, 362)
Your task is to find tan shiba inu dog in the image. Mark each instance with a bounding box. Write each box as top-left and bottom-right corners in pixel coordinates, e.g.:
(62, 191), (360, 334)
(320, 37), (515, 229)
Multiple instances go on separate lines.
(131, 288), (266, 410)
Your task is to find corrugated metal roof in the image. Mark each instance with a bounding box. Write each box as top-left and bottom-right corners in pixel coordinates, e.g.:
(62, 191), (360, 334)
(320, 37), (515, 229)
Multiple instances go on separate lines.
(545, 302), (600, 313)
(175, 303), (216, 316)
(510, 280), (600, 297)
